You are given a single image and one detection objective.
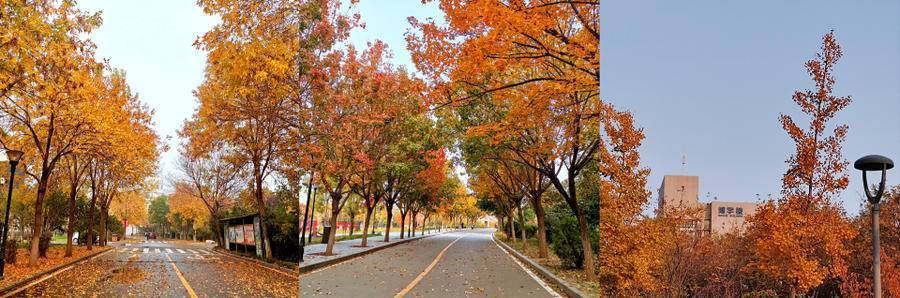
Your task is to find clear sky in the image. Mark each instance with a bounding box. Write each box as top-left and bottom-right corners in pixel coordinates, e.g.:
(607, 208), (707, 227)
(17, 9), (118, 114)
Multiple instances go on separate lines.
(602, 1), (900, 215)
(76, 0), (442, 194)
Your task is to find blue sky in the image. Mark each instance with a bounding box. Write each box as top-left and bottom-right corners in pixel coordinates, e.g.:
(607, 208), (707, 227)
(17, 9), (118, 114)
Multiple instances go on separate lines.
(77, 0), (442, 194)
(74, 1), (898, 214)
(602, 1), (900, 215)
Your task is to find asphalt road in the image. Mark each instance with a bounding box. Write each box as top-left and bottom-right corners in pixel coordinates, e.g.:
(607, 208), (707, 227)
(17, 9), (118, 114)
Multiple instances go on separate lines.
(11, 239), (297, 297)
(300, 228), (560, 298)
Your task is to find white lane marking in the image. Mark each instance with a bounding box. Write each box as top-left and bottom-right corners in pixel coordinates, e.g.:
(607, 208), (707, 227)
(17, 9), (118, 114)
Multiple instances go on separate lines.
(177, 249), (186, 253)
(155, 248), (161, 253)
(490, 232), (561, 298)
(165, 249), (173, 253)
(186, 249), (198, 254)
(143, 248), (149, 253)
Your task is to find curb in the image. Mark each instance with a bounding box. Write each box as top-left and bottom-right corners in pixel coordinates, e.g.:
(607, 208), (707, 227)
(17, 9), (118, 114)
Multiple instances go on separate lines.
(299, 229), (456, 275)
(0, 247), (113, 296)
(211, 248), (298, 279)
(493, 236), (587, 298)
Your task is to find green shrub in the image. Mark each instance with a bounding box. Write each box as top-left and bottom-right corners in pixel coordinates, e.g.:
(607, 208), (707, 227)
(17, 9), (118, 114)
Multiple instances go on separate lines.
(547, 212), (599, 269)
(525, 224), (538, 239)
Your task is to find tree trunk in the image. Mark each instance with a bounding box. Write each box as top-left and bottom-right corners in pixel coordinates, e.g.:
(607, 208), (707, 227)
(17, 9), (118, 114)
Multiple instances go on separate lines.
(531, 194), (549, 258)
(360, 206), (374, 247)
(349, 216), (355, 237)
(253, 169), (272, 258)
(99, 204), (109, 246)
(211, 219), (224, 248)
(518, 204), (527, 245)
(411, 211), (418, 237)
(87, 192), (97, 251)
(575, 208), (595, 281)
(324, 207), (340, 255)
(323, 191), (346, 255)
(29, 174), (50, 265)
(399, 210), (406, 240)
(383, 202), (394, 242)
(65, 177), (78, 257)
(421, 215), (428, 235)
(507, 212), (516, 242)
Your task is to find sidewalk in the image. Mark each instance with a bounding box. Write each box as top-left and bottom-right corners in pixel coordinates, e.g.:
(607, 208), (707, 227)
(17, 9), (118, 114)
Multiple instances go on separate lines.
(300, 228), (448, 271)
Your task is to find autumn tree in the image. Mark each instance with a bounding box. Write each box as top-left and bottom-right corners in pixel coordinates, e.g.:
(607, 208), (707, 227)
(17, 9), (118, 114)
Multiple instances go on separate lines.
(110, 190), (149, 238)
(176, 132), (242, 247)
(745, 31), (856, 296)
(408, 0), (601, 279)
(195, 0), (362, 258)
(168, 186), (210, 241)
(0, 0), (128, 264)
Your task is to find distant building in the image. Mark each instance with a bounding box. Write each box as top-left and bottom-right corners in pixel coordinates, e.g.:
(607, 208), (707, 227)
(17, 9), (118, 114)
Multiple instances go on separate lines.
(478, 215), (498, 228)
(658, 175), (701, 211)
(657, 175), (760, 235)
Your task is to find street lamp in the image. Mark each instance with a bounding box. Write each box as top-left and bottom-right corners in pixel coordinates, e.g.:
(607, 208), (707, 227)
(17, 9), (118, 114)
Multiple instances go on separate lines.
(854, 154), (894, 298)
(300, 173), (315, 264)
(307, 186), (318, 244)
(0, 149), (23, 279)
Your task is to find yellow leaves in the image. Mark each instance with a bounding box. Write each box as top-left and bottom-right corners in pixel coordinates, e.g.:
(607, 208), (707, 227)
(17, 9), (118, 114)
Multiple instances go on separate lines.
(111, 190), (149, 226)
(169, 185), (210, 227)
(1, 0), (158, 185)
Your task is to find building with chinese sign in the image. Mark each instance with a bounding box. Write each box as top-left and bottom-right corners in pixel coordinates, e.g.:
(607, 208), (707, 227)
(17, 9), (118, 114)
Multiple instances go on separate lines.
(657, 175), (761, 234)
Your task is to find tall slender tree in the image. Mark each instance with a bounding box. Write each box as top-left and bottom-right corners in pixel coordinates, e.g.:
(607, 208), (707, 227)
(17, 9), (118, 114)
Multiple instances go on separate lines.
(746, 31), (856, 296)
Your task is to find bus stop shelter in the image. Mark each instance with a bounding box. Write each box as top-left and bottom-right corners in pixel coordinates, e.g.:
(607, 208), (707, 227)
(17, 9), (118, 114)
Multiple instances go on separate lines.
(221, 214), (264, 258)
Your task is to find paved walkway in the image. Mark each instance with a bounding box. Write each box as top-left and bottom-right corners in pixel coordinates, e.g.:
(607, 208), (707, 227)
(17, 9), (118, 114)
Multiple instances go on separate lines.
(300, 229), (450, 270)
(300, 229), (560, 297)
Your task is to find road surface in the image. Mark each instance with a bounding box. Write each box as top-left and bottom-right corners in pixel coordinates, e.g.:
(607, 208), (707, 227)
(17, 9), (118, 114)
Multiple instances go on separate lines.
(300, 228), (560, 297)
(11, 239), (297, 297)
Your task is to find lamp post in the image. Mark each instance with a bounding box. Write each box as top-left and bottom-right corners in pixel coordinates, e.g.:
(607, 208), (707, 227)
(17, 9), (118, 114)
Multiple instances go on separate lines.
(854, 154), (894, 298)
(300, 173), (314, 263)
(0, 150), (23, 279)
(307, 186), (318, 244)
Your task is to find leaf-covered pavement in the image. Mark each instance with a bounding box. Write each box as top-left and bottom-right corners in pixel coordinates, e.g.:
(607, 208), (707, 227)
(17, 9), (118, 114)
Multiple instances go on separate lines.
(11, 242), (297, 297)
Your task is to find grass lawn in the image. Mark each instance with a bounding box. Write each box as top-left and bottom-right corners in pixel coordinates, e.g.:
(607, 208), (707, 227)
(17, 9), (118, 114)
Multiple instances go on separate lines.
(50, 234), (67, 244)
(494, 232), (601, 297)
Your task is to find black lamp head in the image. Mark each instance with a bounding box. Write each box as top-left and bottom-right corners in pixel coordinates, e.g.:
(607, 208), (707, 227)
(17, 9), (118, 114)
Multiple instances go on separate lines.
(854, 154), (894, 171)
(855, 155), (894, 205)
(5, 150), (23, 164)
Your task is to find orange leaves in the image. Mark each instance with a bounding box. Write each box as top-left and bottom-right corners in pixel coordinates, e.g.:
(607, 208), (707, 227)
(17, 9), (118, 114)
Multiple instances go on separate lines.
(408, 0), (598, 109)
(168, 184), (211, 227)
(745, 31), (856, 295)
